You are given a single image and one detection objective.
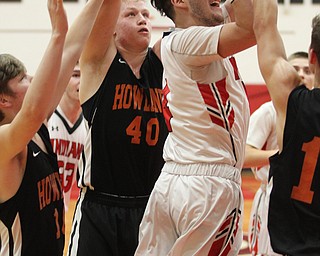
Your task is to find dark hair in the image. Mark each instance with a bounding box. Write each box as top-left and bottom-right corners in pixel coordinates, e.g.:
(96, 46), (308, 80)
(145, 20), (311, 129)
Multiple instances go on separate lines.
(311, 14), (320, 62)
(288, 51), (308, 61)
(0, 54), (26, 122)
(151, 0), (175, 21)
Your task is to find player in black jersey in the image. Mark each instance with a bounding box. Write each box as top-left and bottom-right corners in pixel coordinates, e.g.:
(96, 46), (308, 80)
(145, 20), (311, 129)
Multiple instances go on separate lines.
(0, 0), (104, 255)
(67, 0), (167, 255)
(253, 0), (320, 255)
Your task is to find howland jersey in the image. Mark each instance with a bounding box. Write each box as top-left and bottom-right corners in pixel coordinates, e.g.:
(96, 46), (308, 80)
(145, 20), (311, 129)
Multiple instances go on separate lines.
(268, 85), (320, 255)
(48, 106), (86, 211)
(0, 124), (64, 256)
(78, 48), (167, 196)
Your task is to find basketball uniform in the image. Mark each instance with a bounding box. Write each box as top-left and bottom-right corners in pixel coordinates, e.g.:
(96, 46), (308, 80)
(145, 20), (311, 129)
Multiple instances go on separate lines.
(268, 85), (320, 255)
(0, 124), (64, 256)
(136, 25), (249, 255)
(67, 49), (166, 256)
(246, 101), (280, 256)
(48, 106), (86, 211)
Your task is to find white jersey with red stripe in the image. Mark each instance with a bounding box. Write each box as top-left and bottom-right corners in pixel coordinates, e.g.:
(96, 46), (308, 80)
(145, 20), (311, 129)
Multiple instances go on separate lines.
(48, 105), (86, 211)
(161, 26), (250, 169)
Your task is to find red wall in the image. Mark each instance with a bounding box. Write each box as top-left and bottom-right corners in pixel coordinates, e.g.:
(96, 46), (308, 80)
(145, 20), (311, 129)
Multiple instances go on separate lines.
(246, 84), (271, 114)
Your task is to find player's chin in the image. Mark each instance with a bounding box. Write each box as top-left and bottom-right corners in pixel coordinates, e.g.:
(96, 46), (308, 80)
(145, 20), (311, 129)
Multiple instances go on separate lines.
(137, 38), (150, 49)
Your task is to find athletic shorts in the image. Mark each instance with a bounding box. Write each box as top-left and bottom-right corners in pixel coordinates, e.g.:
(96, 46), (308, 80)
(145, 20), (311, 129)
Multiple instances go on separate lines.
(67, 188), (149, 256)
(135, 162), (243, 256)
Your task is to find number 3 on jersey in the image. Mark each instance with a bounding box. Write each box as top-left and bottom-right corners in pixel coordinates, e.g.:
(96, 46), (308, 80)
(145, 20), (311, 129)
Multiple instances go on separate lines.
(126, 116), (159, 146)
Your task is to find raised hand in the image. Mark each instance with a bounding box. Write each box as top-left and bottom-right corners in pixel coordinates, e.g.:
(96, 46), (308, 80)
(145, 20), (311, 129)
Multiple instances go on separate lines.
(47, 0), (68, 37)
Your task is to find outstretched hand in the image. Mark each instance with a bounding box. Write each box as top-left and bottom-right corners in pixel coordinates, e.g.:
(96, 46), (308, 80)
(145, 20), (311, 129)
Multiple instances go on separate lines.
(47, 0), (68, 37)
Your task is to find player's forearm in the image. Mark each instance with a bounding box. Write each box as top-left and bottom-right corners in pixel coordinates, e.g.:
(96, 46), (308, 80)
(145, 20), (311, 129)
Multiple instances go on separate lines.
(232, 0), (254, 32)
(221, 0), (234, 23)
(49, 0), (105, 118)
(24, 30), (66, 123)
(243, 145), (278, 168)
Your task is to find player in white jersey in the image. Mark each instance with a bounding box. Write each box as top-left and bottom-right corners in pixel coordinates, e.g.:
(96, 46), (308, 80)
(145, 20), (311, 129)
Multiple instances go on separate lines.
(244, 51), (314, 255)
(245, 101), (278, 255)
(135, 0), (256, 255)
(48, 63), (86, 211)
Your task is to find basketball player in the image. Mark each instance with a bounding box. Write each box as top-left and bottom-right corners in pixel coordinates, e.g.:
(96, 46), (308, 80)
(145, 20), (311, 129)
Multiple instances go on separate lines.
(67, 0), (167, 255)
(134, 0), (256, 255)
(253, 0), (320, 253)
(0, 0), (103, 255)
(48, 61), (86, 212)
(244, 51), (314, 255)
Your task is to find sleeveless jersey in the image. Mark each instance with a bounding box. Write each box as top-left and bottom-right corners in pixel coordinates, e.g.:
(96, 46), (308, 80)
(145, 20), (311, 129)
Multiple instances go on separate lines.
(0, 124), (64, 256)
(268, 85), (320, 255)
(78, 48), (167, 196)
(48, 106), (86, 211)
(161, 26), (250, 169)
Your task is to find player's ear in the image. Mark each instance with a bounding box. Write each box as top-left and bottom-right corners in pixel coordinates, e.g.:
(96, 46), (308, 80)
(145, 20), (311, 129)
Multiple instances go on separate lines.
(0, 94), (12, 108)
(171, 0), (187, 8)
(309, 48), (317, 74)
(309, 48), (317, 65)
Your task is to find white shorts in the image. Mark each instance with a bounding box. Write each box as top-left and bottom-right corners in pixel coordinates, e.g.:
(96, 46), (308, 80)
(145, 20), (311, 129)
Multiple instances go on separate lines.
(135, 162), (243, 256)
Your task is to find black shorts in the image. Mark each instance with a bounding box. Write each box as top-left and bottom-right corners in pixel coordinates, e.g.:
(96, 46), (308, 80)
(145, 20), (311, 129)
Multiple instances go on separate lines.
(67, 189), (149, 256)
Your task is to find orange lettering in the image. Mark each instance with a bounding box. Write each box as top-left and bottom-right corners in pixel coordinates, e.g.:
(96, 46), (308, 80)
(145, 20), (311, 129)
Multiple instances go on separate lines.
(38, 179), (46, 210)
(291, 136), (320, 204)
(133, 85), (143, 110)
(113, 84), (126, 110)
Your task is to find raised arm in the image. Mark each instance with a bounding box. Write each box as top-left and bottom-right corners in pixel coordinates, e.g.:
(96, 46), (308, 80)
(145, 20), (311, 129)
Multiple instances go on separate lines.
(221, 0), (235, 22)
(48, 0), (104, 118)
(0, 0), (67, 165)
(253, 0), (300, 150)
(218, 0), (256, 58)
(79, 0), (121, 104)
(175, 0), (256, 66)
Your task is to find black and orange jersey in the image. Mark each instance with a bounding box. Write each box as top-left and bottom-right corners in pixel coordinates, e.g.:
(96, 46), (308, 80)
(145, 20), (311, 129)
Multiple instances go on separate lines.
(268, 85), (320, 255)
(0, 124), (64, 256)
(79, 48), (167, 196)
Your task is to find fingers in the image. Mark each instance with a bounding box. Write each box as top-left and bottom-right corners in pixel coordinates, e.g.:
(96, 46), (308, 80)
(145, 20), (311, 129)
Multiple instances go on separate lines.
(48, 0), (64, 17)
(47, 0), (68, 35)
(48, 0), (63, 10)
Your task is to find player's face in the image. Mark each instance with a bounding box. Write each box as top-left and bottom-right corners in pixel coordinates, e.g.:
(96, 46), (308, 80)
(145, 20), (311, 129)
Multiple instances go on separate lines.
(7, 73), (31, 116)
(65, 65), (80, 102)
(289, 57), (314, 89)
(114, 0), (151, 51)
(188, 0), (223, 26)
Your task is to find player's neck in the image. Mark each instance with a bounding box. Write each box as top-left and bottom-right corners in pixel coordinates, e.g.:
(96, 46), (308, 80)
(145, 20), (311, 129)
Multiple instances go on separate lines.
(117, 46), (148, 79)
(58, 100), (82, 124)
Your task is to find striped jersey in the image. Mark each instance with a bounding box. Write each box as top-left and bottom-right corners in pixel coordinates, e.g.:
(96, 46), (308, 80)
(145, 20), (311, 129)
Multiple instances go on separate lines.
(161, 26), (250, 169)
(48, 106), (86, 211)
